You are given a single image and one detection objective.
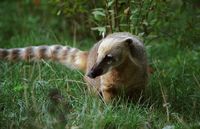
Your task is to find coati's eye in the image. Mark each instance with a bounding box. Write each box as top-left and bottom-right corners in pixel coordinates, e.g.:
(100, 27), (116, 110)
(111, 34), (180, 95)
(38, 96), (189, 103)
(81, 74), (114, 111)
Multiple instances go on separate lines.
(105, 54), (113, 60)
(104, 54), (114, 64)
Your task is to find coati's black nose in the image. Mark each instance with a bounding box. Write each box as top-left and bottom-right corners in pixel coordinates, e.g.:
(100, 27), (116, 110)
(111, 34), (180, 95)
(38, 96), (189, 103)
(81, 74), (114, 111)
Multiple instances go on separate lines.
(87, 68), (103, 78)
(87, 71), (95, 78)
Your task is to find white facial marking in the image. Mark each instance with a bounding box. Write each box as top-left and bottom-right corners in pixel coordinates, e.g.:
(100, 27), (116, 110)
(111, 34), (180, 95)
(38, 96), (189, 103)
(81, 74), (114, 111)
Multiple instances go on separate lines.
(98, 38), (116, 54)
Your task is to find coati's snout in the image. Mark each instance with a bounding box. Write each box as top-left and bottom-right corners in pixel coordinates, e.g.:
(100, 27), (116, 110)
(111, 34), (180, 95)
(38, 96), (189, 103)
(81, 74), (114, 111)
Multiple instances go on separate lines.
(87, 54), (117, 78)
(87, 54), (113, 78)
(87, 65), (103, 78)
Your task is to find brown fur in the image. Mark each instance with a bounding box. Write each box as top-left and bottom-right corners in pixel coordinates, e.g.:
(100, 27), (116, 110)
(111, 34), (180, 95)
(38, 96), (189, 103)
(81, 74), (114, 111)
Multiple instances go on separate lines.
(24, 47), (34, 60)
(85, 32), (148, 102)
(38, 46), (48, 59)
(0, 49), (9, 59)
(0, 32), (148, 103)
(9, 49), (20, 60)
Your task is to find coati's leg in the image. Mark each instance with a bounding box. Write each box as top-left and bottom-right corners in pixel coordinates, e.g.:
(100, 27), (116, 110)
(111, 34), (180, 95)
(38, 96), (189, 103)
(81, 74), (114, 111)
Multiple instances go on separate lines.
(101, 86), (115, 103)
(127, 87), (145, 102)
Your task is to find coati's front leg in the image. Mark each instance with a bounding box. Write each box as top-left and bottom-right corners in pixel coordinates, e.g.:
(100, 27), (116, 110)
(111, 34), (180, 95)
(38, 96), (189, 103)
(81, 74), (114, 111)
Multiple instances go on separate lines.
(84, 76), (115, 103)
(100, 79), (118, 103)
(101, 86), (115, 103)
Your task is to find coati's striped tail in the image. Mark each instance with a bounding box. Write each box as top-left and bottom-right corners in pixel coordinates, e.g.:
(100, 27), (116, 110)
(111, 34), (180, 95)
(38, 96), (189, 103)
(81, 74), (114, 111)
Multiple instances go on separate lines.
(0, 45), (88, 71)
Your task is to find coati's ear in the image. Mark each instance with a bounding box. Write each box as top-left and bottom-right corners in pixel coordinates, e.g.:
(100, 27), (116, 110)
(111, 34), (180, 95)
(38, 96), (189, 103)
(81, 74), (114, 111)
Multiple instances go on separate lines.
(123, 37), (135, 51)
(124, 37), (140, 65)
(125, 37), (135, 54)
(124, 38), (133, 45)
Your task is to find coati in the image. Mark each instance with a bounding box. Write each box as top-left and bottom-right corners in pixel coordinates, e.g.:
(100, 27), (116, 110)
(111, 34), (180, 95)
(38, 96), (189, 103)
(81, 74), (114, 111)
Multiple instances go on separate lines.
(0, 32), (148, 103)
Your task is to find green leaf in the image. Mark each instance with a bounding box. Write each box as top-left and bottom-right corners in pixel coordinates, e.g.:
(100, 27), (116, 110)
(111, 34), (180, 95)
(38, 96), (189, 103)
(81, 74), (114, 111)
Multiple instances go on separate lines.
(57, 10), (61, 16)
(13, 84), (24, 92)
(92, 10), (105, 17)
(108, 0), (114, 7)
(91, 27), (106, 35)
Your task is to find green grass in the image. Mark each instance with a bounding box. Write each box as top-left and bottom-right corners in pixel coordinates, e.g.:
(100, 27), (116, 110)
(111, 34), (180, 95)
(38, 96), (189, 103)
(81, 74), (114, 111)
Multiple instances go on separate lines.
(0, 1), (200, 129)
(0, 32), (200, 129)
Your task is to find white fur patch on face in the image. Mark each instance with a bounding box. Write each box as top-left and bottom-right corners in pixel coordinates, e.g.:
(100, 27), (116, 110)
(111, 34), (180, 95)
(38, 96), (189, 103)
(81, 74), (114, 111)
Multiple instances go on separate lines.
(98, 38), (120, 55)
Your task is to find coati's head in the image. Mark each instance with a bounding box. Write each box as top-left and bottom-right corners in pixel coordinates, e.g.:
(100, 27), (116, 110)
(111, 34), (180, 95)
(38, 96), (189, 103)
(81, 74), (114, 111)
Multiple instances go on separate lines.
(87, 32), (142, 78)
